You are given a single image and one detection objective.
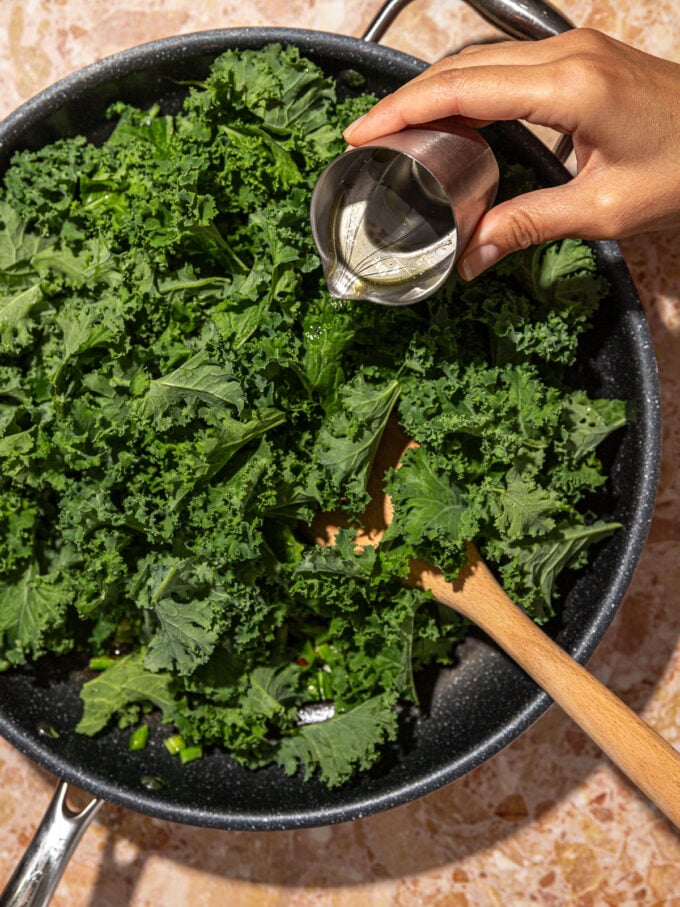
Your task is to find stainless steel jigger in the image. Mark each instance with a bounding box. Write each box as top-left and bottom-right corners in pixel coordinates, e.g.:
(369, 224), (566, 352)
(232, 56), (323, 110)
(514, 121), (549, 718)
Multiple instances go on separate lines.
(310, 124), (499, 306)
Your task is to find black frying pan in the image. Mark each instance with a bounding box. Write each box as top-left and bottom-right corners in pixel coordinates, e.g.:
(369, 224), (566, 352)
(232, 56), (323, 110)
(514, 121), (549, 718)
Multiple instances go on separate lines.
(0, 0), (661, 903)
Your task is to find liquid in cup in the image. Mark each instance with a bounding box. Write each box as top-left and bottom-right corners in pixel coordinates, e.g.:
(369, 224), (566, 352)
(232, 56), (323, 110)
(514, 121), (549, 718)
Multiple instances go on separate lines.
(310, 126), (499, 306)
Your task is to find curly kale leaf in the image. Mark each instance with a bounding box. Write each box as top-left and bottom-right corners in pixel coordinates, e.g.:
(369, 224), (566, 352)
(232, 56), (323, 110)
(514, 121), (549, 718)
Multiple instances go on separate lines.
(0, 563), (67, 665)
(276, 692), (399, 788)
(76, 652), (181, 735)
(314, 375), (401, 512)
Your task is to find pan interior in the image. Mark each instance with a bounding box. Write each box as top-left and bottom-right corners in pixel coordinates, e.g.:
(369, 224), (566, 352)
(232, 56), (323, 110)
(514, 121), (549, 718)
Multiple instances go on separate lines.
(0, 28), (660, 830)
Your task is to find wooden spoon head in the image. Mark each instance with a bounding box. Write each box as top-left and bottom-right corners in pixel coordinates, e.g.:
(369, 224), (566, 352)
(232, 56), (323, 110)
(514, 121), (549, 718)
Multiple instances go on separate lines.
(307, 417), (494, 617)
(309, 417), (418, 549)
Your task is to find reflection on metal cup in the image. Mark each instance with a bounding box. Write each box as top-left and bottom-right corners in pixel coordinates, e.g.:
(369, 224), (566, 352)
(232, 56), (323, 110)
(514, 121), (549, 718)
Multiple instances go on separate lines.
(310, 124), (499, 306)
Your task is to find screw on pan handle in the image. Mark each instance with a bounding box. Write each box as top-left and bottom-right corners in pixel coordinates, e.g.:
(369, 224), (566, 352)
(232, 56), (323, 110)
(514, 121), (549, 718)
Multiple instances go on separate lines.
(361, 0), (575, 162)
(0, 782), (102, 907)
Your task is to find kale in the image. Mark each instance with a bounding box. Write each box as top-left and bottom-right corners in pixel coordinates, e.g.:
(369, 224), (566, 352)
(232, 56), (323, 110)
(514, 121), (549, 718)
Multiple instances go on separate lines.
(0, 44), (625, 786)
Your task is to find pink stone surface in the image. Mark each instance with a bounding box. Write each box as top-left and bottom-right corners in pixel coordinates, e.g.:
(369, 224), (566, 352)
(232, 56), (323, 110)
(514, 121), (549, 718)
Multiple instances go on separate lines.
(1, 1), (680, 904)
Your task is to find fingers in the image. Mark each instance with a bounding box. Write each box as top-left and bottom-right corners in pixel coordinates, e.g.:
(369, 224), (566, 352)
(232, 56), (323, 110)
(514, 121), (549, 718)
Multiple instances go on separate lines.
(338, 27), (680, 279)
(344, 60), (580, 144)
(457, 179), (606, 280)
(343, 29), (619, 145)
(430, 34), (565, 70)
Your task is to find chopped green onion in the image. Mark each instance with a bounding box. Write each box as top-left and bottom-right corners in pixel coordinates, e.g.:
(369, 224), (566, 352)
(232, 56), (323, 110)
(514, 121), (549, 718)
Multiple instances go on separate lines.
(164, 733), (185, 755)
(179, 745), (203, 765)
(129, 725), (149, 751)
(317, 668), (332, 700)
(88, 655), (117, 671)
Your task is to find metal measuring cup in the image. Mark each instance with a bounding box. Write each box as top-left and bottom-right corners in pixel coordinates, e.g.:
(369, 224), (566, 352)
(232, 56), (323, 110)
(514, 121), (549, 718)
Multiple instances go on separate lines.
(310, 124), (500, 306)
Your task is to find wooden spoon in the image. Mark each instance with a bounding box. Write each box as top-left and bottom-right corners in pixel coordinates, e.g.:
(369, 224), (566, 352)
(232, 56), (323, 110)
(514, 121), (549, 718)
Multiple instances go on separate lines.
(310, 419), (680, 828)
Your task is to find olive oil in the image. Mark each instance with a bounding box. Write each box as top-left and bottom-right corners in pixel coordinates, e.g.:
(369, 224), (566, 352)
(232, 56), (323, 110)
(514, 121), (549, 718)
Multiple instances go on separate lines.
(323, 150), (457, 303)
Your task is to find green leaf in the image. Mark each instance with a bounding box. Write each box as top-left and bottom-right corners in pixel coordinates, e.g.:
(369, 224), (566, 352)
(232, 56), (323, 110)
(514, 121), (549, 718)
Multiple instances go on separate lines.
(144, 595), (219, 675)
(77, 651), (179, 736)
(191, 407), (286, 487)
(0, 284), (43, 350)
(295, 530), (377, 580)
(0, 563), (65, 663)
(139, 351), (245, 422)
(52, 300), (125, 384)
(221, 123), (302, 188)
(529, 238), (605, 310)
(316, 376), (401, 510)
(0, 200), (44, 270)
(241, 663), (300, 720)
(491, 472), (560, 539)
(129, 556), (220, 675)
(301, 297), (356, 398)
(562, 393), (627, 460)
(276, 692), (398, 787)
(387, 445), (469, 547)
(0, 428), (35, 466)
(515, 520), (621, 605)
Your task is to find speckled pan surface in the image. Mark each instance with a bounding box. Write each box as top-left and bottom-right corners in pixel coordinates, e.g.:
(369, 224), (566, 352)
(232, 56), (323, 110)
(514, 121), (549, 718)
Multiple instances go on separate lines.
(0, 25), (661, 833)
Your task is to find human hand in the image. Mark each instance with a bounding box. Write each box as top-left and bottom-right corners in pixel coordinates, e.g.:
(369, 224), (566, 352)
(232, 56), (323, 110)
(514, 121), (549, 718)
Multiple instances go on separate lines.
(343, 29), (680, 280)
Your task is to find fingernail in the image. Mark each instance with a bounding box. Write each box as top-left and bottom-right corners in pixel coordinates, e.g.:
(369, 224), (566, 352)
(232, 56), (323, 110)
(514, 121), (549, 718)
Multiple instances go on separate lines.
(459, 244), (502, 281)
(343, 113), (367, 140)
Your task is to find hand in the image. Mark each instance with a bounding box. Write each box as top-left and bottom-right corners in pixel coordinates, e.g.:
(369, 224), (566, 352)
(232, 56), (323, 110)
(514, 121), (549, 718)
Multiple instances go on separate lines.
(343, 29), (680, 280)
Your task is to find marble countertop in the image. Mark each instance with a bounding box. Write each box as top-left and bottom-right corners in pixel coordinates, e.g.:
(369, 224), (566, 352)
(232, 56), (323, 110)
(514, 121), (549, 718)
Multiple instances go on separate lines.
(1, 1), (679, 904)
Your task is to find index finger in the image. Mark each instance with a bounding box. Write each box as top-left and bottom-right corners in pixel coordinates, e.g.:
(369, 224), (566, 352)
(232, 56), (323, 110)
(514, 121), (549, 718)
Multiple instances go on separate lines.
(343, 61), (576, 144)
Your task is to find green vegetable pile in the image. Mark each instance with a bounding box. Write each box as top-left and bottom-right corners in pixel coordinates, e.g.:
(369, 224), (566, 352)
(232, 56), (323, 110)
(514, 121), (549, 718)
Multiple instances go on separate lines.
(0, 45), (626, 786)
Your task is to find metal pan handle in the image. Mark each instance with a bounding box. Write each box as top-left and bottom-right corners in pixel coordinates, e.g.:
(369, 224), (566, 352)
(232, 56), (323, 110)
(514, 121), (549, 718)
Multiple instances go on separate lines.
(361, 0), (575, 161)
(0, 782), (101, 907)
(362, 0), (573, 42)
(458, 0), (573, 40)
(464, 0), (575, 161)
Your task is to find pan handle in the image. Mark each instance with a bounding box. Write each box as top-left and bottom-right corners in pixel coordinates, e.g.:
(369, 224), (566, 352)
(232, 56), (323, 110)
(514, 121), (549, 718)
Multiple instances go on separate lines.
(361, 0), (574, 161)
(457, 0), (573, 41)
(361, 0), (573, 42)
(0, 782), (102, 907)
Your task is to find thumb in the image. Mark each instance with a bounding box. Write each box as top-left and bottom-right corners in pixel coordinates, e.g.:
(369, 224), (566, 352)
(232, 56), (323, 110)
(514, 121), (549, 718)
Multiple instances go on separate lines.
(457, 181), (601, 281)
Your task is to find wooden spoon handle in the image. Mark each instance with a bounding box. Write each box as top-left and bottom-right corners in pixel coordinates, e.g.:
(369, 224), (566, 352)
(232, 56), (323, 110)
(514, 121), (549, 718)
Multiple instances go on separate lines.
(414, 554), (680, 828)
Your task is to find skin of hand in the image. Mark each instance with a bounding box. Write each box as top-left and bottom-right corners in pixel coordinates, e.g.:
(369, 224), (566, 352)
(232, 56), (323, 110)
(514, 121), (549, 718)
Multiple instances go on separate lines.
(343, 28), (680, 280)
